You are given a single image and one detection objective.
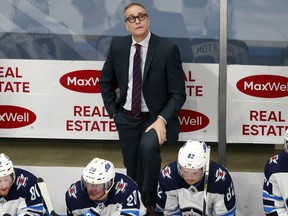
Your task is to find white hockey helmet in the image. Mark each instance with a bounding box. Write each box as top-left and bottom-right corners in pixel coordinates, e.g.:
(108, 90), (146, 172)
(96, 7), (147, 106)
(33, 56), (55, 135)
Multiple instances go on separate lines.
(0, 153), (14, 178)
(284, 129), (288, 153)
(178, 140), (208, 170)
(82, 158), (115, 185)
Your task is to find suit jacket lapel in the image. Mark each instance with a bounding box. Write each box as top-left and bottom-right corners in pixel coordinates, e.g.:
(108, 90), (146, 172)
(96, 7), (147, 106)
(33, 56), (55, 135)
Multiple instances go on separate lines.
(143, 34), (157, 83)
(121, 36), (132, 88)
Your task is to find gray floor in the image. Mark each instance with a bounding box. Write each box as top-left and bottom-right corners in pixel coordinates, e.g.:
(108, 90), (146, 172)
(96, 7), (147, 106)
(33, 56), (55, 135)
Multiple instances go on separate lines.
(0, 138), (282, 172)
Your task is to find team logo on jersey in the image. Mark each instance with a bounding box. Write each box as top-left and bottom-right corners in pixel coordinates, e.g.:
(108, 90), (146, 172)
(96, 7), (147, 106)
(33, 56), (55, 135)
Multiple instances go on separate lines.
(215, 168), (226, 182)
(16, 173), (28, 190)
(115, 178), (127, 195)
(161, 166), (172, 179)
(269, 155), (279, 164)
(68, 184), (77, 199)
(0, 197), (7, 205)
(188, 185), (198, 194)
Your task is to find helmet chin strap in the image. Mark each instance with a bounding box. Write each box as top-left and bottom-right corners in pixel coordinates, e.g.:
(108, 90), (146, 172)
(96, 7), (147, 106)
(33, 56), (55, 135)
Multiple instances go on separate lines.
(95, 179), (114, 202)
(95, 191), (109, 202)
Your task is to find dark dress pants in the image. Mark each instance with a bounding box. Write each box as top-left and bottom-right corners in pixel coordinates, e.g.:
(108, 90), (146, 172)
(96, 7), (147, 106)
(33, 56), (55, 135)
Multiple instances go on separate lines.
(114, 110), (161, 207)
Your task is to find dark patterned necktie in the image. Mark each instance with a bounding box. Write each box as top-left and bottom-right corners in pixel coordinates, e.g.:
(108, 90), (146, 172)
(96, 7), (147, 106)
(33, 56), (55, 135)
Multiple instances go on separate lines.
(131, 44), (142, 117)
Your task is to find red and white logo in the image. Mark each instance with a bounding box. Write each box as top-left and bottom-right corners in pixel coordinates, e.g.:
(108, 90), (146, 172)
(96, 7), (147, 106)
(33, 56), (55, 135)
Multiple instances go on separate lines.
(0, 105), (36, 128)
(161, 165), (172, 179)
(269, 155), (279, 164)
(68, 184), (77, 199)
(16, 173), (28, 190)
(115, 178), (127, 195)
(178, 109), (209, 132)
(60, 70), (102, 93)
(215, 168), (226, 182)
(237, 75), (288, 98)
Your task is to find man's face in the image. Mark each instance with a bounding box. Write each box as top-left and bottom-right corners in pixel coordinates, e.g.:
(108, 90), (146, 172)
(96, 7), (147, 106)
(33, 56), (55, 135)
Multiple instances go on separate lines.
(0, 175), (13, 197)
(85, 182), (106, 201)
(125, 5), (150, 42)
(180, 167), (204, 185)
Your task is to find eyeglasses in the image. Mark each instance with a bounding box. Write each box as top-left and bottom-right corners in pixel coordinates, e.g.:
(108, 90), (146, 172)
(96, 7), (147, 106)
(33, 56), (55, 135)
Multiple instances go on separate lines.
(125, 13), (148, 23)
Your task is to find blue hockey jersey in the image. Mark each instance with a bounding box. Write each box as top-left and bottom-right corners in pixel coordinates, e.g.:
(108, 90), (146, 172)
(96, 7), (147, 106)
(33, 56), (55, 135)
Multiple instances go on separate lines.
(65, 172), (146, 216)
(157, 161), (236, 216)
(263, 152), (288, 216)
(0, 168), (48, 215)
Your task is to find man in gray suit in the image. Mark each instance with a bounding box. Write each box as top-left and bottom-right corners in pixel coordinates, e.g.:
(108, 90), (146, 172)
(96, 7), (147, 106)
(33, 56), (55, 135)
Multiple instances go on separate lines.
(99, 2), (186, 215)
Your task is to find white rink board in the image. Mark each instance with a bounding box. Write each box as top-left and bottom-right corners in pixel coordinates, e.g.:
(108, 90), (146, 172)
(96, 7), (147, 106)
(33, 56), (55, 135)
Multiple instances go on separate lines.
(21, 166), (265, 216)
(1, 60), (288, 144)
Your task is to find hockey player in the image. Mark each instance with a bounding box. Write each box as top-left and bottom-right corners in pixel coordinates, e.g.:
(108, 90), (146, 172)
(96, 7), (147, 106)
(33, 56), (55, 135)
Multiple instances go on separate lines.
(0, 153), (49, 215)
(65, 157), (146, 216)
(263, 129), (288, 215)
(156, 140), (236, 216)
